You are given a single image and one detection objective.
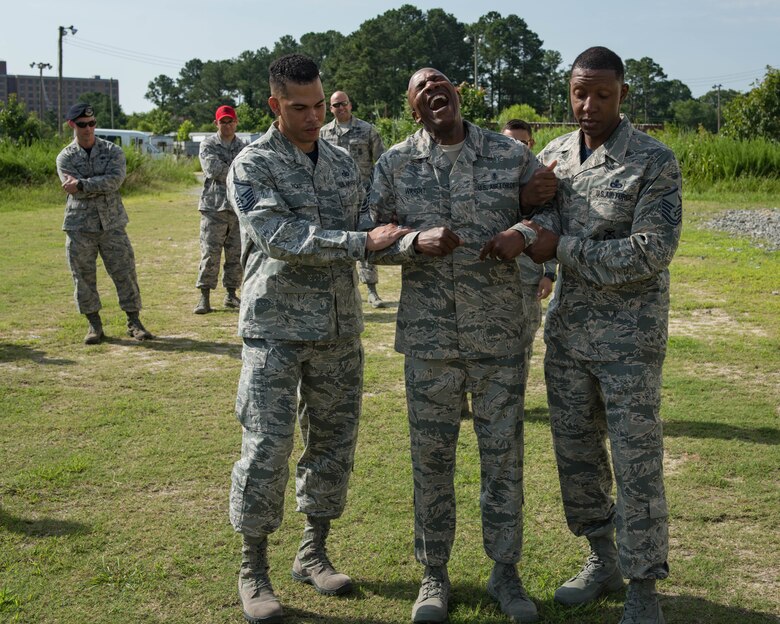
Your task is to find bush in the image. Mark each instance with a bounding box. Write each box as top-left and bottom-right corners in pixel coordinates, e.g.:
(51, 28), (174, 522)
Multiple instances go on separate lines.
(0, 138), (197, 193)
(653, 128), (780, 191)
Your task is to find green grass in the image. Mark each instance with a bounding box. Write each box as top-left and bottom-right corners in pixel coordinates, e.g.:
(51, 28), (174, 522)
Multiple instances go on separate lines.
(0, 183), (778, 623)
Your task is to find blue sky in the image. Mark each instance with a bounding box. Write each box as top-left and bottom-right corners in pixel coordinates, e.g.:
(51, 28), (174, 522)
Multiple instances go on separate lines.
(6, 0), (779, 113)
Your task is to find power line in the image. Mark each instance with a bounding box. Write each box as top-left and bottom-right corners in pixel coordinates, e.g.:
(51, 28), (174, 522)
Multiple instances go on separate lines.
(71, 36), (188, 64)
(63, 38), (185, 70)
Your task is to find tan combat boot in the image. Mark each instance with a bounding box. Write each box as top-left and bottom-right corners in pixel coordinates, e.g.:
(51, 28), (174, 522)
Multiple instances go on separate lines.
(238, 536), (283, 624)
(126, 312), (154, 340)
(411, 565), (450, 623)
(224, 288), (241, 309)
(619, 579), (666, 624)
(554, 533), (624, 605)
(84, 312), (104, 345)
(486, 562), (539, 623)
(193, 288), (212, 314)
(291, 517), (352, 595)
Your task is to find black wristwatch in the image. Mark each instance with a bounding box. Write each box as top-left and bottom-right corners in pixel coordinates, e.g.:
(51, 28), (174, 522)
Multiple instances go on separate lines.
(77, 180), (84, 191)
(544, 271), (556, 282)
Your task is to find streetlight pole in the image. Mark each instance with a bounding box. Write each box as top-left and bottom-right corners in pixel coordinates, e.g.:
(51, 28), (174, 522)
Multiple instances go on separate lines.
(30, 61), (52, 122)
(464, 34), (483, 87)
(58, 24), (77, 136)
(712, 83), (722, 133)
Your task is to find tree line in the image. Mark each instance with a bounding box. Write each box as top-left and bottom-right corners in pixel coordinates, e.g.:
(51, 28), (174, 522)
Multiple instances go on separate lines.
(1, 4), (777, 144)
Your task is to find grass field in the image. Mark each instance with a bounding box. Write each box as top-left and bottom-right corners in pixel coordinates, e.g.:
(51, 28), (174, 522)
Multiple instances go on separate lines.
(0, 180), (778, 623)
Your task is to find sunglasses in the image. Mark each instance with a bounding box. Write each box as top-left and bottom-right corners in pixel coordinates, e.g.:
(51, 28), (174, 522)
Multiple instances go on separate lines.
(331, 102), (349, 108)
(75, 120), (97, 128)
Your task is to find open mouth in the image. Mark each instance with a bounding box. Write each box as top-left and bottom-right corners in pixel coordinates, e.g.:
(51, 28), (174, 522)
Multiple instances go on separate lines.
(429, 94), (449, 111)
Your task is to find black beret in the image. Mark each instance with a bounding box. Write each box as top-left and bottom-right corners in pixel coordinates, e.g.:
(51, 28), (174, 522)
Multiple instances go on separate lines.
(66, 103), (95, 121)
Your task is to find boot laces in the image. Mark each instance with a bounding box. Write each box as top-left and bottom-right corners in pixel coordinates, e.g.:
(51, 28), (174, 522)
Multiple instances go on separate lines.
(420, 573), (447, 600)
(495, 565), (529, 601)
(307, 543), (336, 574)
(575, 551), (607, 580)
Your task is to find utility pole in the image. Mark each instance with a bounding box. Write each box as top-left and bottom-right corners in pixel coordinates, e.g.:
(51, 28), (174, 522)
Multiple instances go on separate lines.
(712, 83), (722, 133)
(29, 61), (52, 122)
(57, 25), (77, 136)
(464, 34), (483, 87)
(109, 78), (115, 127)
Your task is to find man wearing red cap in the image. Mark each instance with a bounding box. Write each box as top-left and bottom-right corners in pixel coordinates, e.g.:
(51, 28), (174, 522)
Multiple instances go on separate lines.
(194, 104), (245, 314)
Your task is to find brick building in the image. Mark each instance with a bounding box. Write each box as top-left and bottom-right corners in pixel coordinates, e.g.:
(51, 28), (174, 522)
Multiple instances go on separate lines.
(0, 60), (118, 122)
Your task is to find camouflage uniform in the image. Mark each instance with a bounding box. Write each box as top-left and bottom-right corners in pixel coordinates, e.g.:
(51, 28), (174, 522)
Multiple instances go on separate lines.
(320, 116), (385, 285)
(534, 116), (682, 580)
(196, 132), (245, 290)
(517, 255), (557, 381)
(56, 137), (142, 315)
(226, 123), (367, 538)
(368, 121), (541, 566)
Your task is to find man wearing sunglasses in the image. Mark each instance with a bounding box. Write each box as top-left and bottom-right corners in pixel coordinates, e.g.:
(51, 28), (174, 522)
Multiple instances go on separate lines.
(193, 105), (245, 315)
(320, 91), (387, 308)
(56, 102), (154, 344)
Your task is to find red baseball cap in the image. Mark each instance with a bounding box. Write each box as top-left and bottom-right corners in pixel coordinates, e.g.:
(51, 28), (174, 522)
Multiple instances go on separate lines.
(215, 105), (237, 121)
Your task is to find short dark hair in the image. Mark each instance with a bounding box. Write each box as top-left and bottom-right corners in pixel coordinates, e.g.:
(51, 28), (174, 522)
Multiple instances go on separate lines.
(269, 54), (320, 97)
(502, 119), (533, 135)
(571, 46), (624, 82)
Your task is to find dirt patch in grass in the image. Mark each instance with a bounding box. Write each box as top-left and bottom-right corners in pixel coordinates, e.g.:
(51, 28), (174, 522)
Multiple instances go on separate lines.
(669, 308), (769, 338)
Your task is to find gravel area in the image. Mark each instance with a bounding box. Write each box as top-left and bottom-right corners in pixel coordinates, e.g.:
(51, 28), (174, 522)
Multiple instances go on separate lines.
(705, 208), (780, 251)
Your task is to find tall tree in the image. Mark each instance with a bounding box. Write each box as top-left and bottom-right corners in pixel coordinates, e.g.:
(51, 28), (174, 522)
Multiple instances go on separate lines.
(326, 5), (469, 117)
(723, 67), (780, 141)
(624, 57), (667, 123)
(77, 91), (128, 128)
(540, 50), (568, 121)
(145, 74), (179, 112)
(474, 12), (546, 114)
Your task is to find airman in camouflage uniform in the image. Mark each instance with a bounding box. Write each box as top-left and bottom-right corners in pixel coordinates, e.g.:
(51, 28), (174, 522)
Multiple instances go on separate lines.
(517, 255), (557, 378)
(525, 47), (681, 624)
(194, 105), (245, 314)
(56, 102), (153, 345)
(368, 67), (556, 624)
(225, 54), (410, 624)
(501, 120), (558, 381)
(320, 90), (388, 307)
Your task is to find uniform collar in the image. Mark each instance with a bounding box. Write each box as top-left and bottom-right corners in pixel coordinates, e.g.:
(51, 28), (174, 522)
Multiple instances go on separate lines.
(410, 121), (489, 167)
(560, 115), (634, 173)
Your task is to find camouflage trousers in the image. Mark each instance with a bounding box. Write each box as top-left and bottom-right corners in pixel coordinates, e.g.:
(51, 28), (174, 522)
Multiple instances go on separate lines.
(405, 354), (526, 567)
(196, 210), (242, 290)
(520, 285), (543, 385)
(357, 260), (378, 285)
(230, 336), (364, 538)
(65, 228), (142, 315)
(545, 342), (669, 580)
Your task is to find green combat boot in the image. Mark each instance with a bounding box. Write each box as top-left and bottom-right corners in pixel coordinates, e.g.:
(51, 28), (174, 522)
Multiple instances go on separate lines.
(126, 312), (154, 341)
(486, 562), (539, 623)
(238, 536), (283, 624)
(411, 565), (449, 623)
(193, 288), (212, 314)
(291, 517), (352, 595)
(554, 534), (624, 605)
(224, 288), (241, 309)
(84, 312), (104, 345)
(366, 283), (386, 308)
(619, 580), (665, 624)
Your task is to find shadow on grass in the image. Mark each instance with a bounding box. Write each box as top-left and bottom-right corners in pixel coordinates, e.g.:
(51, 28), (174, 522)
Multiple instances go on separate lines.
(281, 606), (391, 624)
(0, 343), (75, 365)
(362, 306), (399, 324)
(663, 419), (779, 445)
(102, 335), (241, 359)
(0, 505), (89, 537)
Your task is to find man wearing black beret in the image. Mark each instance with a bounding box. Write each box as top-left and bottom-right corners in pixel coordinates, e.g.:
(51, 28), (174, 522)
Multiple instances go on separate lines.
(56, 102), (154, 344)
